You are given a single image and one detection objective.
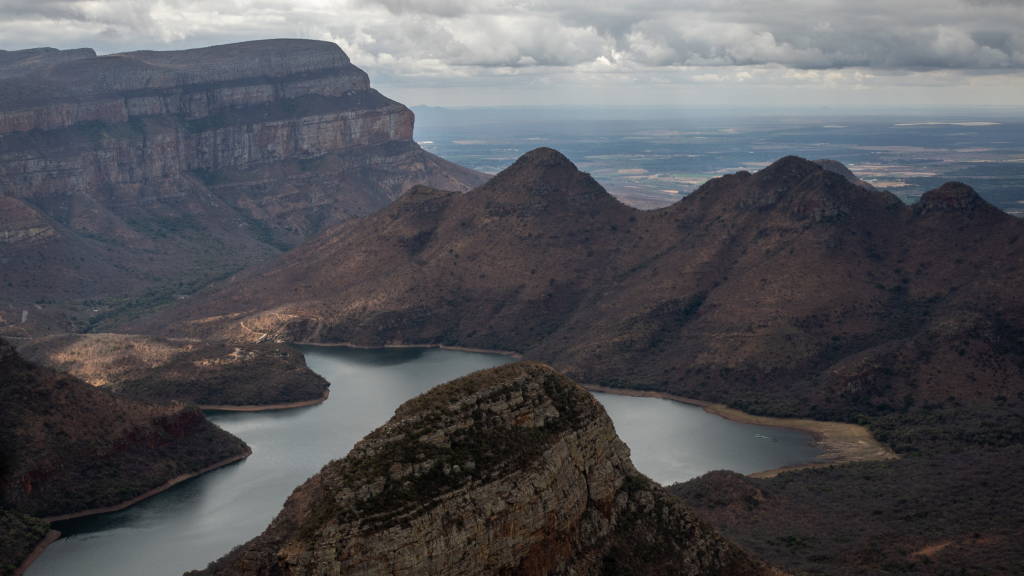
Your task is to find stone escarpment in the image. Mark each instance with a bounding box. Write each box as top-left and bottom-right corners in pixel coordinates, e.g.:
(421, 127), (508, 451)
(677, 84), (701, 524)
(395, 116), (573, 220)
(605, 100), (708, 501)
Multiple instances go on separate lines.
(198, 363), (772, 576)
(0, 40), (486, 311)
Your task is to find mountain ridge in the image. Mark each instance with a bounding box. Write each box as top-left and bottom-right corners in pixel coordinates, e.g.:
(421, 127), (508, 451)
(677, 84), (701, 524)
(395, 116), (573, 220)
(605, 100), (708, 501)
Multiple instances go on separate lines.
(129, 148), (1024, 444)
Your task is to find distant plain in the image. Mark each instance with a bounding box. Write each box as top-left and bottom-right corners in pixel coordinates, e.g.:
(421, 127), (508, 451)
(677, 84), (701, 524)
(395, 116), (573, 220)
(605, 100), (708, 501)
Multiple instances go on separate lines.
(413, 106), (1024, 213)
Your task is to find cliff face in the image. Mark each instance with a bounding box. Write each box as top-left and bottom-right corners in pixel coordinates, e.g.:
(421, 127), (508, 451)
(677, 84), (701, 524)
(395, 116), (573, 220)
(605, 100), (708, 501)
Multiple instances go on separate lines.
(201, 363), (770, 576)
(0, 40), (486, 317)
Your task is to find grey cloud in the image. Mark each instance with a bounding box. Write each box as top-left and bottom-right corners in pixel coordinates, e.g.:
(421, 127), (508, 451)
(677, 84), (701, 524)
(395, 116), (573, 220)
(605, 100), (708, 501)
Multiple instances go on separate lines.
(2, 0), (1024, 73)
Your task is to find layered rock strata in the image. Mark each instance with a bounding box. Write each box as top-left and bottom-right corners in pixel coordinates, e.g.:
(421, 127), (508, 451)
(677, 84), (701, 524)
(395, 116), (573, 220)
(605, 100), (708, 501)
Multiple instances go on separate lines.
(0, 40), (486, 309)
(200, 362), (771, 576)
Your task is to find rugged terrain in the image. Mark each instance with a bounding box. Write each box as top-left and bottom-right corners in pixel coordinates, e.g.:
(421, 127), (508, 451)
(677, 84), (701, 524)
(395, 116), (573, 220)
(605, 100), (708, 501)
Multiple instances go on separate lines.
(135, 148), (1024, 450)
(15, 334), (328, 407)
(0, 337), (250, 519)
(669, 452), (1024, 576)
(0, 40), (486, 332)
(194, 362), (775, 576)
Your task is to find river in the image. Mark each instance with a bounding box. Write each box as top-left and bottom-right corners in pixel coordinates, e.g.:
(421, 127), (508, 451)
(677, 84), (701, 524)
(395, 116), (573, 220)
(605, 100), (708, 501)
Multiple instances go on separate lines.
(27, 345), (822, 576)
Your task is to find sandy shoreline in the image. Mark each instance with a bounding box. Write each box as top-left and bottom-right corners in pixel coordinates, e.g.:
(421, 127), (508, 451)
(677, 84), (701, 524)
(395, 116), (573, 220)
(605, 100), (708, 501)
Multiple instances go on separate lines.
(40, 448), (252, 523)
(581, 384), (896, 478)
(199, 388), (330, 411)
(13, 529), (60, 576)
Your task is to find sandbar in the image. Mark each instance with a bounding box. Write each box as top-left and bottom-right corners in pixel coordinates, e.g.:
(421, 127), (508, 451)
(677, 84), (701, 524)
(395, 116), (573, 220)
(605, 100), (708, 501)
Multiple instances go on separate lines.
(580, 384), (896, 478)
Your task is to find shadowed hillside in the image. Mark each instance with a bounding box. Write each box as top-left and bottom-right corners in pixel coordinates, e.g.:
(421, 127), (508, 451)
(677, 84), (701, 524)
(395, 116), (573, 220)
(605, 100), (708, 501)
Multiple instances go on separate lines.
(131, 148), (1024, 452)
(669, 451), (1024, 576)
(0, 337), (250, 519)
(16, 334), (329, 407)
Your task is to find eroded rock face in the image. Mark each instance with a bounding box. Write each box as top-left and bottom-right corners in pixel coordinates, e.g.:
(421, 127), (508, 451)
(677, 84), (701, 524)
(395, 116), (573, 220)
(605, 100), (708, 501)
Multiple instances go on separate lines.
(203, 363), (769, 576)
(0, 40), (412, 198)
(0, 40), (486, 309)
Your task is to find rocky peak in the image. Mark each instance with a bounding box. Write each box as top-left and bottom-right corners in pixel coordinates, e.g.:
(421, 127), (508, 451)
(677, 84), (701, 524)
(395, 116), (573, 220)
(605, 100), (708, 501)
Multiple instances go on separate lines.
(475, 147), (617, 216)
(203, 363), (771, 576)
(737, 156), (856, 221)
(916, 181), (985, 213)
(813, 159), (879, 191)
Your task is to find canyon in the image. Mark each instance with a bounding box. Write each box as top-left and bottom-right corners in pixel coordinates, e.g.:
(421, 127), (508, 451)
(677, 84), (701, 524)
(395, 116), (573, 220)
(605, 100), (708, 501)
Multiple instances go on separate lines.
(197, 362), (776, 576)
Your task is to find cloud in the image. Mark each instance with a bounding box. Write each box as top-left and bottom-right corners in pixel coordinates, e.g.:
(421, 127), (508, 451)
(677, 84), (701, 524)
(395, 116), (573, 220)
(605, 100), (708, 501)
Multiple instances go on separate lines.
(1, 0), (1023, 106)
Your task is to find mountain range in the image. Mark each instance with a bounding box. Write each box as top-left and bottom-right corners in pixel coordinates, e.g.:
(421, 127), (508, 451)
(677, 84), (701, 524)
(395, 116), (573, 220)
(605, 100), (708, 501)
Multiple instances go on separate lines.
(132, 148), (1024, 444)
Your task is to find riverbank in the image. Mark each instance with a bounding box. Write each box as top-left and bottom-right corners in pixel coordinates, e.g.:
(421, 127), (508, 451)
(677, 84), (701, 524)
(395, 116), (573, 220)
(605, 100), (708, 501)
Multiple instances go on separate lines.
(199, 389), (329, 412)
(40, 449), (252, 522)
(580, 384), (896, 477)
(13, 529), (60, 576)
(295, 340), (523, 359)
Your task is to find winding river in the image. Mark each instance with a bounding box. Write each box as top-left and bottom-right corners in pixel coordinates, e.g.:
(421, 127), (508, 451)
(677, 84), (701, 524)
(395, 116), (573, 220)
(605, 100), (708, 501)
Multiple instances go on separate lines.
(27, 346), (822, 576)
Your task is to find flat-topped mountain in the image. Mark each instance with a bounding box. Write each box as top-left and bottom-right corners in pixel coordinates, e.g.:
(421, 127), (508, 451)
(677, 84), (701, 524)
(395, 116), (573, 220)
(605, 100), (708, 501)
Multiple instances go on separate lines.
(135, 148), (1024, 442)
(196, 362), (774, 576)
(0, 40), (486, 331)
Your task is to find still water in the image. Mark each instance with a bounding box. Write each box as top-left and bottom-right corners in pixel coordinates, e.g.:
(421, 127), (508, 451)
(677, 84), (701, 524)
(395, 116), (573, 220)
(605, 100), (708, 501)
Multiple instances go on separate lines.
(29, 346), (822, 576)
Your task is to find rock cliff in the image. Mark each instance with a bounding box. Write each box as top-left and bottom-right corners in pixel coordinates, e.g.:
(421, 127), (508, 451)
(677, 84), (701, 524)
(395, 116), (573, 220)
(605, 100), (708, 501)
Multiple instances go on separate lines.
(0, 40), (486, 319)
(197, 362), (773, 576)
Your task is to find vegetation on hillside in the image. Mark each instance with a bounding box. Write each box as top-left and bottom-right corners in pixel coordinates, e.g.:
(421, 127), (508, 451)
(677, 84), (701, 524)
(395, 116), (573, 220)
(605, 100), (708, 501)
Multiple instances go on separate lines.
(670, 447), (1024, 576)
(0, 338), (250, 518)
(17, 335), (329, 407)
(0, 507), (49, 576)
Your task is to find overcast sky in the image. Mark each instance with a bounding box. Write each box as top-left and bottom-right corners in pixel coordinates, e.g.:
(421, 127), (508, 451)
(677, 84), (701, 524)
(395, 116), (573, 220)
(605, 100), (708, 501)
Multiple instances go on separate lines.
(2, 0), (1023, 107)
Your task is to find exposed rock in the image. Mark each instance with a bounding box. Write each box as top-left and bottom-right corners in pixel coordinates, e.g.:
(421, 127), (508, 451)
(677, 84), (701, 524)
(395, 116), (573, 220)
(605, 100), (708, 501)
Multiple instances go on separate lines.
(0, 197), (54, 243)
(0, 39), (486, 313)
(198, 363), (773, 576)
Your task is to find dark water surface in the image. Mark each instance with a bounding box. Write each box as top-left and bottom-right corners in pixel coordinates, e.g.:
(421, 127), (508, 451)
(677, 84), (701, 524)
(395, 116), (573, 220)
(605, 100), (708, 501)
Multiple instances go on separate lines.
(29, 346), (821, 576)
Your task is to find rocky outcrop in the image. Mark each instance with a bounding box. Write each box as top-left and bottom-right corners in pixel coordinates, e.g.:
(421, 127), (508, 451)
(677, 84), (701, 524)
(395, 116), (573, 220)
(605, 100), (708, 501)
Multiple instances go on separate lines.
(0, 197), (54, 243)
(200, 363), (771, 576)
(0, 40), (413, 195)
